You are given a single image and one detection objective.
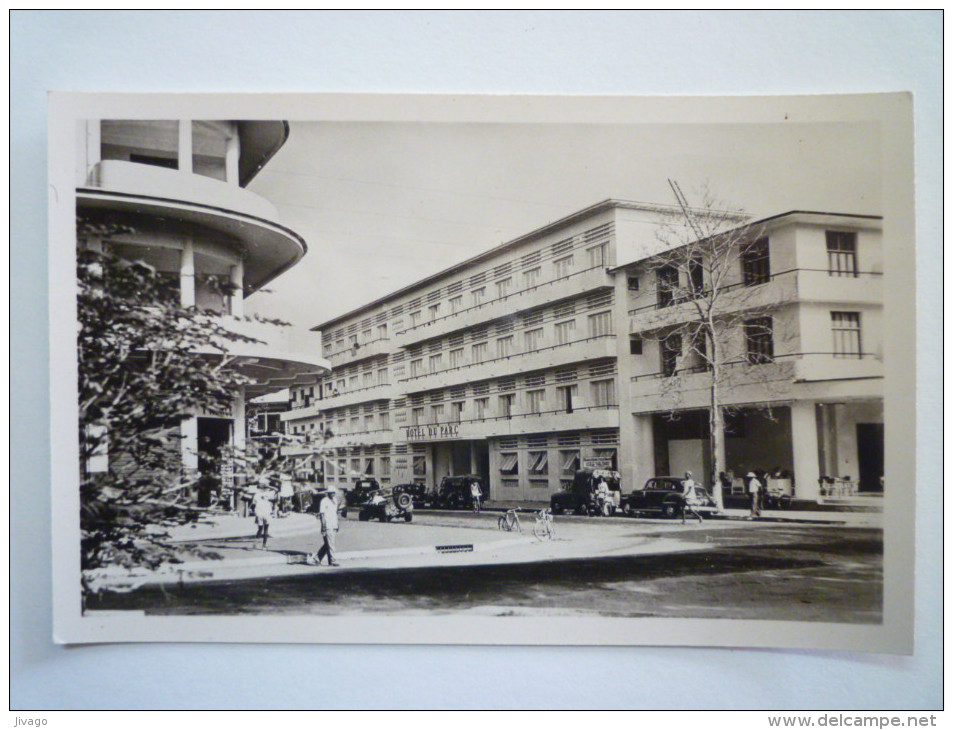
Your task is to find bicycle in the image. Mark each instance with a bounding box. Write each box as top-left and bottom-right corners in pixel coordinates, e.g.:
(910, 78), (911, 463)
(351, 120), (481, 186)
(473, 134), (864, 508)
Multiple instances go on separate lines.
(498, 507), (523, 533)
(533, 508), (556, 541)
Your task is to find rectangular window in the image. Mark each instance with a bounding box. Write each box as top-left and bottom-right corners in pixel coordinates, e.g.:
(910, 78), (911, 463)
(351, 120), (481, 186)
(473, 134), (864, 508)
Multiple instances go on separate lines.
(350, 458), (361, 475)
(553, 255), (574, 278)
(590, 379), (616, 407)
(827, 231), (858, 277)
(449, 348), (465, 368)
(449, 295), (464, 313)
(526, 388), (545, 414)
(831, 311), (862, 358)
(656, 265), (679, 307)
(364, 458), (374, 475)
(472, 287), (486, 305)
(428, 303), (440, 321)
(471, 342), (488, 363)
(744, 317), (775, 364)
(377, 367), (388, 385)
(588, 243), (608, 268)
(557, 384), (578, 413)
(499, 452), (519, 475)
(350, 416), (360, 432)
(742, 237), (771, 286)
(362, 328), (372, 343)
(627, 276), (640, 291)
(101, 120), (179, 168)
(413, 455), (427, 476)
(348, 375), (359, 390)
(688, 258), (704, 294)
(380, 456), (391, 476)
(474, 397), (489, 419)
(363, 371), (374, 388)
(409, 311), (421, 327)
(560, 450), (580, 474)
(528, 451), (549, 476)
(661, 334), (682, 376)
(377, 323), (388, 339)
(497, 336), (514, 358)
(524, 327), (544, 351)
(588, 311), (613, 338)
(429, 353), (443, 373)
(431, 404), (444, 422)
(554, 319), (575, 345)
(411, 407), (425, 426)
(379, 412), (390, 431)
(450, 401), (464, 423)
(523, 267), (541, 288)
(629, 336), (643, 355)
(364, 414), (374, 431)
(496, 277), (513, 298)
(499, 393), (514, 419)
(410, 359), (424, 377)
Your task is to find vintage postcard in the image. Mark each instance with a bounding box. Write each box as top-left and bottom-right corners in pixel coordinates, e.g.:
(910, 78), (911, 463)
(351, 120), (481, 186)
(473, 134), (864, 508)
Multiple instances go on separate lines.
(49, 92), (914, 651)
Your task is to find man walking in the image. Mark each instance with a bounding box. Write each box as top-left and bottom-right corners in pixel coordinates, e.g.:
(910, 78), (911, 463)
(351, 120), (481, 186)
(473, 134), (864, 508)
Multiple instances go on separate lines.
(681, 471), (704, 524)
(252, 485), (275, 549)
(310, 489), (341, 566)
(746, 471), (763, 519)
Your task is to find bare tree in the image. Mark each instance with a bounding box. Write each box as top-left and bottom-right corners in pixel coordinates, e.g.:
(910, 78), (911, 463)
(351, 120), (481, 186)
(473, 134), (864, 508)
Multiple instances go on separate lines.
(632, 183), (795, 508)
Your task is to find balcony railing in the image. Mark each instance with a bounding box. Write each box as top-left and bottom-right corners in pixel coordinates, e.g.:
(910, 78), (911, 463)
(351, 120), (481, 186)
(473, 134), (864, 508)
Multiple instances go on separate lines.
(630, 351), (882, 382)
(398, 334), (617, 391)
(289, 382), (393, 415)
(627, 268), (883, 317)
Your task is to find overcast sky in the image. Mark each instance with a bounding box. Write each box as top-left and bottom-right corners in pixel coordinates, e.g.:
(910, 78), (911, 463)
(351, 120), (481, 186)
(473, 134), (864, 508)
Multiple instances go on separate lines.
(246, 119), (881, 329)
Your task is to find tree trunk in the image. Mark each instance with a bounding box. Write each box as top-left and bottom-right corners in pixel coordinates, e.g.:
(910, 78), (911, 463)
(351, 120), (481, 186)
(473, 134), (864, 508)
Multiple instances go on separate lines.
(709, 343), (726, 510)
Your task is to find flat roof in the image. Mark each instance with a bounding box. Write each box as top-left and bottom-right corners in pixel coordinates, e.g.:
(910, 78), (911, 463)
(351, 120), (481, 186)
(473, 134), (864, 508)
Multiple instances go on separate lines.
(313, 198), (706, 331)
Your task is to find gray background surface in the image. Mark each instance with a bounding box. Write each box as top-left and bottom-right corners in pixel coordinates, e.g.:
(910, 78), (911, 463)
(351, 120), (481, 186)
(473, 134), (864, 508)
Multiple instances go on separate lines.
(11, 10), (941, 709)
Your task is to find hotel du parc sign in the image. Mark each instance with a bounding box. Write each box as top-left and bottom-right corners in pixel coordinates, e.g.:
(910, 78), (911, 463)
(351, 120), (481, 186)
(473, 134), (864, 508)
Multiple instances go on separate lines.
(405, 424), (460, 441)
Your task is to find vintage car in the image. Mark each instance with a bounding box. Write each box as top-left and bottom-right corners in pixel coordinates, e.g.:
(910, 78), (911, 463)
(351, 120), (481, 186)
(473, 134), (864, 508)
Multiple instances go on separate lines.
(550, 469), (622, 516)
(393, 482), (429, 508)
(345, 478), (381, 507)
(431, 475), (488, 510)
(357, 487), (414, 522)
(620, 477), (718, 519)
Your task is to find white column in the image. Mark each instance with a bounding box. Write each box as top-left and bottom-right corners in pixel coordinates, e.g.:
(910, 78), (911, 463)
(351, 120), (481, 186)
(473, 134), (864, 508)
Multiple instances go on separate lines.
(791, 402), (821, 501)
(225, 126), (240, 184)
(629, 414), (656, 491)
(180, 239), (195, 308)
(178, 119), (192, 173)
(181, 415), (199, 471)
(229, 260), (244, 317)
(86, 120), (101, 180)
(232, 388), (247, 455)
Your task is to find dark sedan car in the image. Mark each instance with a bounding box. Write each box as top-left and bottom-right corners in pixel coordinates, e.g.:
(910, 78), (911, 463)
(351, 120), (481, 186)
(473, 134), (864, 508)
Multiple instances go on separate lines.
(620, 477), (718, 519)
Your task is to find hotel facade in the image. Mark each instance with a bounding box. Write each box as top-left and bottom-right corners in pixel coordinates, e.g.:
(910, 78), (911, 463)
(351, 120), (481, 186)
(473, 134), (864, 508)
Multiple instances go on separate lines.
(282, 201), (883, 504)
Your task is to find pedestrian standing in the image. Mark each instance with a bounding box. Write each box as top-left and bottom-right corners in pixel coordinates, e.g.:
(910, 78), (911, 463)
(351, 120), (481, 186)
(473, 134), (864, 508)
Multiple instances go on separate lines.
(252, 486), (275, 549)
(310, 489), (340, 566)
(681, 471), (704, 524)
(469, 479), (483, 513)
(278, 468), (295, 515)
(746, 471), (762, 519)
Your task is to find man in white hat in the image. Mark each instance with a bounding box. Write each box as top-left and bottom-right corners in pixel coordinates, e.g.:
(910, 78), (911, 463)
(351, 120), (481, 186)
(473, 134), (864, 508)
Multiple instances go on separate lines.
(746, 471), (763, 518)
(310, 488), (341, 566)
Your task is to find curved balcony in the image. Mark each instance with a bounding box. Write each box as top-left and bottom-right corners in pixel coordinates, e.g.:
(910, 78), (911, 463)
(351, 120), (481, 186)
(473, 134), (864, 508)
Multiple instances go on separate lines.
(398, 334), (617, 393)
(77, 160), (306, 294)
(198, 316), (330, 396)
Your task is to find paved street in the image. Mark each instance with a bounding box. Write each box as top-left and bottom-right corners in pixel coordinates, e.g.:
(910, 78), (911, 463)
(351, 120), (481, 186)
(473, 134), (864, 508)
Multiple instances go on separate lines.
(88, 510), (882, 623)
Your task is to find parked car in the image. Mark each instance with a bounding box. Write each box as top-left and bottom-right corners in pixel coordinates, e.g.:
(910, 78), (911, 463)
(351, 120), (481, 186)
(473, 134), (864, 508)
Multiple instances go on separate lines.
(431, 475), (488, 510)
(620, 477), (718, 519)
(550, 469), (622, 516)
(345, 478), (381, 507)
(393, 482), (429, 508)
(357, 487), (414, 523)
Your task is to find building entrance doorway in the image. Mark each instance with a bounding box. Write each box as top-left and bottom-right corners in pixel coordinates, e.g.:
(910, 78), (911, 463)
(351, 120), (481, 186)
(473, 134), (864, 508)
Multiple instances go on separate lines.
(856, 423), (884, 493)
(197, 417), (231, 506)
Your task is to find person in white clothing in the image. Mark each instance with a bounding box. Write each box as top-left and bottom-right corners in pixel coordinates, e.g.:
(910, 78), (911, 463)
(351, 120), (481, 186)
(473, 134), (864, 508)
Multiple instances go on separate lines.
(252, 487), (275, 549)
(681, 471), (704, 524)
(310, 490), (341, 566)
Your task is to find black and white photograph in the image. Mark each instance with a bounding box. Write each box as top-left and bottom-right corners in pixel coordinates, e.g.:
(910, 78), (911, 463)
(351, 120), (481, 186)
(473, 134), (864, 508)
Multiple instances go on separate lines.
(47, 92), (915, 653)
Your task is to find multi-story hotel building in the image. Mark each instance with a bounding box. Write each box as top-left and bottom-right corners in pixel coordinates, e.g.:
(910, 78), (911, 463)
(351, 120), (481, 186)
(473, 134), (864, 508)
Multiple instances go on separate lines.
(283, 201), (883, 504)
(75, 119), (329, 491)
